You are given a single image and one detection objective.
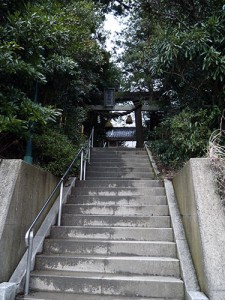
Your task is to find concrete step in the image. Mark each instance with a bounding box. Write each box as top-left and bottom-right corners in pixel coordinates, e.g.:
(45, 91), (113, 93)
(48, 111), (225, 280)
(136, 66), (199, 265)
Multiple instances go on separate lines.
(50, 226), (174, 241)
(29, 271), (184, 298)
(61, 214), (171, 228)
(62, 204), (169, 216)
(86, 177), (156, 180)
(90, 158), (150, 164)
(91, 152), (148, 157)
(89, 162), (151, 167)
(92, 147), (145, 152)
(67, 195), (167, 205)
(91, 148), (146, 152)
(75, 179), (164, 188)
(91, 149), (147, 154)
(35, 255), (180, 277)
(86, 167), (153, 173)
(90, 157), (150, 163)
(72, 187), (166, 196)
(90, 153), (149, 158)
(43, 240), (176, 257)
(17, 291), (184, 300)
(86, 172), (154, 179)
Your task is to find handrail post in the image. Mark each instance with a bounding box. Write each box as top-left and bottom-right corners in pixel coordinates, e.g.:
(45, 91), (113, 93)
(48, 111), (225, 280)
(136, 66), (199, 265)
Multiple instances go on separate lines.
(24, 230), (34, 295)
(88, 127), (94, 164)
(88, 140), (91, 164)
(91, 127), (94, 148)
(57, 180), (64, 226)
(84, 159), (87, 181)
(80, 149), (84, 180)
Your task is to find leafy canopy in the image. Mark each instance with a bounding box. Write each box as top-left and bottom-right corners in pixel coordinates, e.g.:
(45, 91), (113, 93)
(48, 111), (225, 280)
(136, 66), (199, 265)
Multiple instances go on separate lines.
(0, 0), (120, 168)
(120, 0), (225, 109)
(0, 0), (117, 133)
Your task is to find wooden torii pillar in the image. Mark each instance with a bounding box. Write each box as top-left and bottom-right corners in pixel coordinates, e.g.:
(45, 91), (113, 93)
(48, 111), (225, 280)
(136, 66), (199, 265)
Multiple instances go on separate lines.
(133, 100), (144, 148)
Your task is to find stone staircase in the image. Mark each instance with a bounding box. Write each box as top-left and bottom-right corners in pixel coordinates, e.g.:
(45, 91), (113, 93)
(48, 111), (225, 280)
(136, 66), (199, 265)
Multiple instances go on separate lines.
(18, 147), (184, 300)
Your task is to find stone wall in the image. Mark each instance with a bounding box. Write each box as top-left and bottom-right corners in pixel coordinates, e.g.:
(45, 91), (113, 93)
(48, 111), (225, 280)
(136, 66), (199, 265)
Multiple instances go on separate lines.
(0, 160), (58, 282)
(173, 158), (225, 300)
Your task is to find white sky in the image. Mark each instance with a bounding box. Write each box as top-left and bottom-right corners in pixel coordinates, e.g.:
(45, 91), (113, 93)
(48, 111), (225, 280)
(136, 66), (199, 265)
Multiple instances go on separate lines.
(104, 14), (121, 51)
(104, 14), (136, 147)
(104, 13), (127, 54)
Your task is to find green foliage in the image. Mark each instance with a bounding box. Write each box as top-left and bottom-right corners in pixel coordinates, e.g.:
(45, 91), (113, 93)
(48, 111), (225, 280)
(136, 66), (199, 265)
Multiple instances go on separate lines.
(149, 15), (225, 89)
(0, 88), (61, 136)
(118, 0), (225, 170)
(33, 128), (79, 177)
(0, 0), (120, 166)
(149, 106), (220, 169)
(63, 106), (89, 145)
(0, 0), (108, 90)
(120, 0), (225, 109)
(93, 0), (134, 14)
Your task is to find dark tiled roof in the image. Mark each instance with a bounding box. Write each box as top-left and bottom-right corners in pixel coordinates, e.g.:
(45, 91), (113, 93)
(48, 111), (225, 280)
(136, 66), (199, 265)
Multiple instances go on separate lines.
(106, 127), (136, 141)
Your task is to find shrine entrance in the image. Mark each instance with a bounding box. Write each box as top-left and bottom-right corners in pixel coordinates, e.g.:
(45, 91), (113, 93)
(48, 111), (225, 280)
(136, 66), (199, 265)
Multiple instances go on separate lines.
(89, 91), (160, 148)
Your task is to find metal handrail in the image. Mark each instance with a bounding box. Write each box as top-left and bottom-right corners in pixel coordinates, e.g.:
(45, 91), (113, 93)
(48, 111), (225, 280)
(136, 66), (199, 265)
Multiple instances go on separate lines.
(24, 127), (94, 295)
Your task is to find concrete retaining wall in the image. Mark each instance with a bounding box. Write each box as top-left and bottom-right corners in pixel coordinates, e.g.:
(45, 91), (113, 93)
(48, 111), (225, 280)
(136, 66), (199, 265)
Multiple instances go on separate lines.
(0, 160), (58, 283)
(173, 158), (225, 300)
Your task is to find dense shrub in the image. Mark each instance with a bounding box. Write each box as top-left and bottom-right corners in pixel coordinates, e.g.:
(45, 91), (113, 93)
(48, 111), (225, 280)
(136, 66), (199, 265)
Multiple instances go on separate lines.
(149, 106), (220, 170)
(33, 128), (80, 177)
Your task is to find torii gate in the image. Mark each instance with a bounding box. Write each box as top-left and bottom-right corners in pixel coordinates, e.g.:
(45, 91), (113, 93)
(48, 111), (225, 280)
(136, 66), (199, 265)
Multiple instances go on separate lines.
(89, 91), (160, 148)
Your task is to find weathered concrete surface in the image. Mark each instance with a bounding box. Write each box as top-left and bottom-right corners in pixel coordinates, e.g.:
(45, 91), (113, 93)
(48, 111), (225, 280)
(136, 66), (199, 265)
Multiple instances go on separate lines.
(164, 179), (209, 300)
(9, 177), (76, 294)
(0, 160), (58, 283)
(0, 282), (16, 300)
(173, 158), (225, 300)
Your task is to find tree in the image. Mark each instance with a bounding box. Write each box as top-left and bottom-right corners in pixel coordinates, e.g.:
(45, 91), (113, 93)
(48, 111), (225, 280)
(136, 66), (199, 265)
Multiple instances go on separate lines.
(93, 0), (135, 14)
(119, 0), (224, 167)
(120, 0), (225, 110)
(0, 0), (119, 163)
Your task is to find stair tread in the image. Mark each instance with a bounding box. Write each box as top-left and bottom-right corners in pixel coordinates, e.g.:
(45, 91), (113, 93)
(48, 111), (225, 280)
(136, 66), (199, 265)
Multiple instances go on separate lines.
(86, 176), (155, 181)
(72, 188), (165, 193)
(52, 225), (171, 229)
(35, 254), (180, 277)
(70, 194), (166, 197)
(62, 204), (169, 215)
(63, 204), (168, 206)
(68, 195), (167, 203)
(87, 170), (153, 171)
(74, 186), (162, 190)
(50, 226), (174, 241)
(61, 215), (171, 228)
(75, 180), (163, 187)
(61, 214), (170, 218)
(74, 186), (164, 191)
(86, 174), (154, 176)
(86, 167), (152, 169)
(37, 254), (179, 261)
(76, 180), (162, 183)
(45, 239), (175, 244)
(31, 270), (183, 281)
(76, 179), (162, 182)
(86, 171), (154, 174)
(17, 291), (183, 300)
(69, 195), (167, 199)
(69, 194), (166, 198)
